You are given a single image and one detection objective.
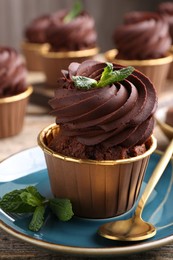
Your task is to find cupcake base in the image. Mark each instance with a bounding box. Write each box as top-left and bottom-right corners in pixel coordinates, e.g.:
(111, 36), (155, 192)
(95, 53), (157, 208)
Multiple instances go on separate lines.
(105, 49), (173, 94)
(21, 41), (49, 72)
(0, 86), (33, 138)
(40, 47), (99, 87)
(38, 124), (157, 219)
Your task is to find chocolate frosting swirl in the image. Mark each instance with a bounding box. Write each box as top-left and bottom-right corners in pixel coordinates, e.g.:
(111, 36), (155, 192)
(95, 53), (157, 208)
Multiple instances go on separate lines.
(158, 2), (173, 41)
(0, 47), (27, 97)
(46, 10), (97, 51)
(25, 14), (51, 44)
(49, 60), (157, 148)
(113, 12), (171, 60)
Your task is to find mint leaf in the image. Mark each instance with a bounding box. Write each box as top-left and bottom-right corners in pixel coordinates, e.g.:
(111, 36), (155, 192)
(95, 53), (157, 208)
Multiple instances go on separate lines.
(0, 189), (35, 213)
(49, 198), (74, 221)
(97, 62), (114, 85)
(26, 186), (45, 202)
(72, 63), (135, 90)
(97, 64), (135, 87)
(0, 186), (74, 232)
(29, 206), (45, 232)
(20, 192), (43, 207)
(64, 0), (82, 23)
(72, 75), (97, 89)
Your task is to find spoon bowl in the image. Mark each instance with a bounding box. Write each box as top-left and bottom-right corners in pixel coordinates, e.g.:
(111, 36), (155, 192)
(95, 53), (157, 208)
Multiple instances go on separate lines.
(99, 214), (156, 241)
(98, 139), (173, 241)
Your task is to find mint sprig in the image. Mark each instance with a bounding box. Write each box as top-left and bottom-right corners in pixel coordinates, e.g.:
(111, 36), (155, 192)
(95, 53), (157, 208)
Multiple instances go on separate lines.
(0, 186), (74, 232)
(72, 63), (135, 90)
(64, 0), (82, 23)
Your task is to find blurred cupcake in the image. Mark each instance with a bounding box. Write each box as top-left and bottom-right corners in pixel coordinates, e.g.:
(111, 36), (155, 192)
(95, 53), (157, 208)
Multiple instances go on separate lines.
(22, 14), (50, 71)
(0, 47), (33, 138)
(158, 2), (173, 79)
(38, 60), (157, 218)
(40, 1), (99, 87)
(105, 11), (172, 94)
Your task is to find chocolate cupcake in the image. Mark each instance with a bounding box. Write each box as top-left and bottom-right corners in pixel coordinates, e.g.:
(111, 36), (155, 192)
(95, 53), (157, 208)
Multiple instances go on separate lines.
(38, 60), (157, 218)
(158, 2), (173, 79)
(105, 11), (172, 94)
(22, 14), (50, 71)
(0, 47), (32, 138)
(40, 2), (99, 87)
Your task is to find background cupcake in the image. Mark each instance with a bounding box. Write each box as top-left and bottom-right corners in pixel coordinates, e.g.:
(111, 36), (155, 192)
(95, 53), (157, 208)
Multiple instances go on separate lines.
(22, 14), (50, 71)
(0, 46), (32, 138)
(158, 2), (173, 79)
(40, 1), (99, 87)
(38, 60), (157, 218)
(105, 11), (172, 94)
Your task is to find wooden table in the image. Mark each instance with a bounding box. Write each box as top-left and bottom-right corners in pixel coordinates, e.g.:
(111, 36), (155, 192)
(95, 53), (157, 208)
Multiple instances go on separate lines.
(0, 73), (173, 260)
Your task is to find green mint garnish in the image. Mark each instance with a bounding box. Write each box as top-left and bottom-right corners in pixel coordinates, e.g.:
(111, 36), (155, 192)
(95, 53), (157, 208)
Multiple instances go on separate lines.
(29, 206), (45, 232)
(64, 0), (82, 23)
(49, 198), (74, 221)
(0, 186), (74, 232)
(72, 76), (97, 89)
(72, 63), (135, 90)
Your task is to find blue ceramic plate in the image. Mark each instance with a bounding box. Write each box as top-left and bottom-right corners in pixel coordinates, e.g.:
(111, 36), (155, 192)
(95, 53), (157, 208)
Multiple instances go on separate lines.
(0, 147), (173, 257)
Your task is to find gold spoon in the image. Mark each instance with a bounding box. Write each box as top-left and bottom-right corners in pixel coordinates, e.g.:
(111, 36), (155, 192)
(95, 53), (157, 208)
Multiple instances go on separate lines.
(98, 139), (173, 241)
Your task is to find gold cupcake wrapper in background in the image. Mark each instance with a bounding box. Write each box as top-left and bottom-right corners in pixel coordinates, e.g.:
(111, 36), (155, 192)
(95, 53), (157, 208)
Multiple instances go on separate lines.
(40, 47), (99, 87)
(105, 49), (173, 94)
(38, 124), (157, 219)
(0, 86), (33, 138)
(21, 41), (50, 72)
(167, 45), (173, 79)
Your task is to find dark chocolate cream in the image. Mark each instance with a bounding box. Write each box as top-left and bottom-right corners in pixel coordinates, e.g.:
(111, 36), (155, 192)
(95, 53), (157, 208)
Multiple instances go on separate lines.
(46, 10), (97, 51)
(158, 2), (173, 42)
(113, 11), (171, 60)
(0, 47), (27, 97)
(25, 14), (51, 44)
(49, 60), (157, 148)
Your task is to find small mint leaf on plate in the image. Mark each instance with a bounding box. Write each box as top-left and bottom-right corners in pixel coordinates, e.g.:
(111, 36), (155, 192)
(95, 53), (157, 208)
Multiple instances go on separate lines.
(0, 189), (35, 213)
(29, 205), (45, 232)
(20, 191), (43, 207)
(49, 198), (74, 221)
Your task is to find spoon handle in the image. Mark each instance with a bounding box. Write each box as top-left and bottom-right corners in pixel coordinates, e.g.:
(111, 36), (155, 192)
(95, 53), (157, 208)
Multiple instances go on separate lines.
(135, 139), (173, 217)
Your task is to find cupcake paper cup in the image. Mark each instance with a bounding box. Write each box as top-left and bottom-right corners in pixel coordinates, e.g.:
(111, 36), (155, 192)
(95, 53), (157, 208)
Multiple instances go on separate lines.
(40, 47), (99, 87)
(105, 49), (173, 95)
(38, 124), (157, 219)
(167, 45), (173, 79)
(21, 41), (49, 72)
(0, 86), (33, 138)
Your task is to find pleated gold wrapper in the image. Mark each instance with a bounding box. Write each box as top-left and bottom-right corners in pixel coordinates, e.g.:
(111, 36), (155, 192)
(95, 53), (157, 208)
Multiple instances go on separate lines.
(40, 47), (99, 87)
(38, 124), (157, 219)
(21, 41), (50, 71)
(0, 86), (33, 138)
(167, 45), (173, 79)
(105, 49), (173, 95)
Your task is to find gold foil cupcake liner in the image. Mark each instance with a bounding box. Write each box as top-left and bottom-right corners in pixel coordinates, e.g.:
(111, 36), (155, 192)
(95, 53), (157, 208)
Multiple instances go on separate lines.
(21, 41), (50, 72)
(105, 49), (173, 94)
(0, 86), (33, 138)
(38, 124), (157, 218)
(167, 45), (173, 79)
(40, 47), (99, 87)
